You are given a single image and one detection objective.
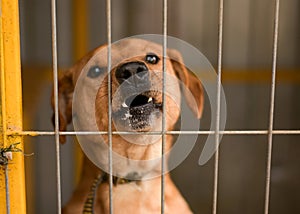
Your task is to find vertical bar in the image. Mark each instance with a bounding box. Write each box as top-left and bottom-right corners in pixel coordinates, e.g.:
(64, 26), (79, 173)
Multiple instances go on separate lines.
(212, 0), (224, 214)
(161, 0), (167, 213)
(51, 0), (62, 212)
(106, 0), (113, 213)
(0, 0), (27, 213)
(264, 0), (280, 213)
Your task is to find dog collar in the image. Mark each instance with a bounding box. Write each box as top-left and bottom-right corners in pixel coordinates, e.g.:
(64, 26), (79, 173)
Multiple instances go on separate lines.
(102, 173), (139, 185)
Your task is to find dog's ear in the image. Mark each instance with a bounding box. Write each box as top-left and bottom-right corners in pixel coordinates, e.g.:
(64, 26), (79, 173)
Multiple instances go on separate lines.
(51, 69), (74, 143)
(168, 49), (204, 119)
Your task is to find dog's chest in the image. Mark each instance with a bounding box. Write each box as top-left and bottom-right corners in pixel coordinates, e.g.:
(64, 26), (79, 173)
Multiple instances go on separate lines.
(97, 180), (162, 214)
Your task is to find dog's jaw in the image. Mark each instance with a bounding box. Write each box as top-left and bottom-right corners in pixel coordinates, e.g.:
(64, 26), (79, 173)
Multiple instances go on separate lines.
(113, 92), (163, 132)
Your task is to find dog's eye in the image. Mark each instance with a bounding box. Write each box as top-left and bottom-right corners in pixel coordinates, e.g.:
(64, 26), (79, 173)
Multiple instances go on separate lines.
(87, 66), (104, 78)
(145, 53), (160, 64)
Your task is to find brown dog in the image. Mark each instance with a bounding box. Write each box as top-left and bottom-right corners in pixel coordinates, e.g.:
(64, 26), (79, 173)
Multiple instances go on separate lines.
(53, 38), (204, 213)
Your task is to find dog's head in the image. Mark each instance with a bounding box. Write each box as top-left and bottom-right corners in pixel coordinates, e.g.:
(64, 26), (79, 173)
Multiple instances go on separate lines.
(53, 39), (204, 145)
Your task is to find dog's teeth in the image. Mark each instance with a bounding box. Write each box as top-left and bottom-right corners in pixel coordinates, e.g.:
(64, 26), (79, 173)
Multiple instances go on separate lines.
(148, 97), (153, 103)
(125, 112), (132, 119)
(122, 102), (128, 108)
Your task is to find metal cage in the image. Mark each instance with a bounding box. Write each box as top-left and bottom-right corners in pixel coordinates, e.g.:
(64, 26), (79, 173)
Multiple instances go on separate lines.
(1, 0), (300, 214)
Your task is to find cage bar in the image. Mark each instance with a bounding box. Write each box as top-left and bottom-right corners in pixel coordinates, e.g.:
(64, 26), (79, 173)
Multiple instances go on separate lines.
(212, 0), (224, 213)
(6, 129), (300, 137)
(161, 0), (168, 213)
(50, 0), (62, 212)
(0, 0), (27, 213)
(106, 0), (114, 213)
(264, 0), (280, 213)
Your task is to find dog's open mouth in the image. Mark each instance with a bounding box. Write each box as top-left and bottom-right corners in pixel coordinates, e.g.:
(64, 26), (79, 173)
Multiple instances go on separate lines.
(121, 94), (161, 109)
(117, 93), (162, 130)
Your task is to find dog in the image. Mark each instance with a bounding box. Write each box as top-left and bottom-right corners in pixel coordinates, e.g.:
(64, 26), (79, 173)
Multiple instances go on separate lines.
(53, 38), (204, 213)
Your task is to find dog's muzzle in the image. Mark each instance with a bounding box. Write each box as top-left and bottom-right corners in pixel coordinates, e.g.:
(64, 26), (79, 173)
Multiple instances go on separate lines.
(114, 62), (162, 131)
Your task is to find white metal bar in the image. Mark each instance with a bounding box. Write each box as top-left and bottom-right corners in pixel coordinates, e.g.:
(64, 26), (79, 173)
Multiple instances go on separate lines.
(106, 0), (113, 213)
(51, 0), (62, 212)
(213, 0), (224, 213)
(7, 130), (300, 136)
(264, 0), (280, 213)
(272, 130), (300, 135)
(161, 0), (168, 213)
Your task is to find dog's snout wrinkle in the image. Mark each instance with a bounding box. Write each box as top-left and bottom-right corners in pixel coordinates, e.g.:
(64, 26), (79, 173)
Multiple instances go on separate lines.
(116, 62), (149, 87)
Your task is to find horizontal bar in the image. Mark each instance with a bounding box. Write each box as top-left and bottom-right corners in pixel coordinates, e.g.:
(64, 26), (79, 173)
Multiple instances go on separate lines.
(6, 130), (300, 136)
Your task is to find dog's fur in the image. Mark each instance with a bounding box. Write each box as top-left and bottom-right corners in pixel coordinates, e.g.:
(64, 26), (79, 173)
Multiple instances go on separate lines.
(53, 39), (204, 213)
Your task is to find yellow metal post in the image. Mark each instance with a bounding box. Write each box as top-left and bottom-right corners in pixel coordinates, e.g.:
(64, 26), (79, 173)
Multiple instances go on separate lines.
(0, 0), (27, 213)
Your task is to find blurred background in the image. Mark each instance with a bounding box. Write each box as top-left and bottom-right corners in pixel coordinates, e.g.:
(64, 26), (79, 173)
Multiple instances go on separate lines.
(18, 0), (299, 213)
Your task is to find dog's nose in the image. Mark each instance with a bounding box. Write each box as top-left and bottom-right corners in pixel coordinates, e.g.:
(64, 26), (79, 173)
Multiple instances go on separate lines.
(115, 62), (149, 86)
